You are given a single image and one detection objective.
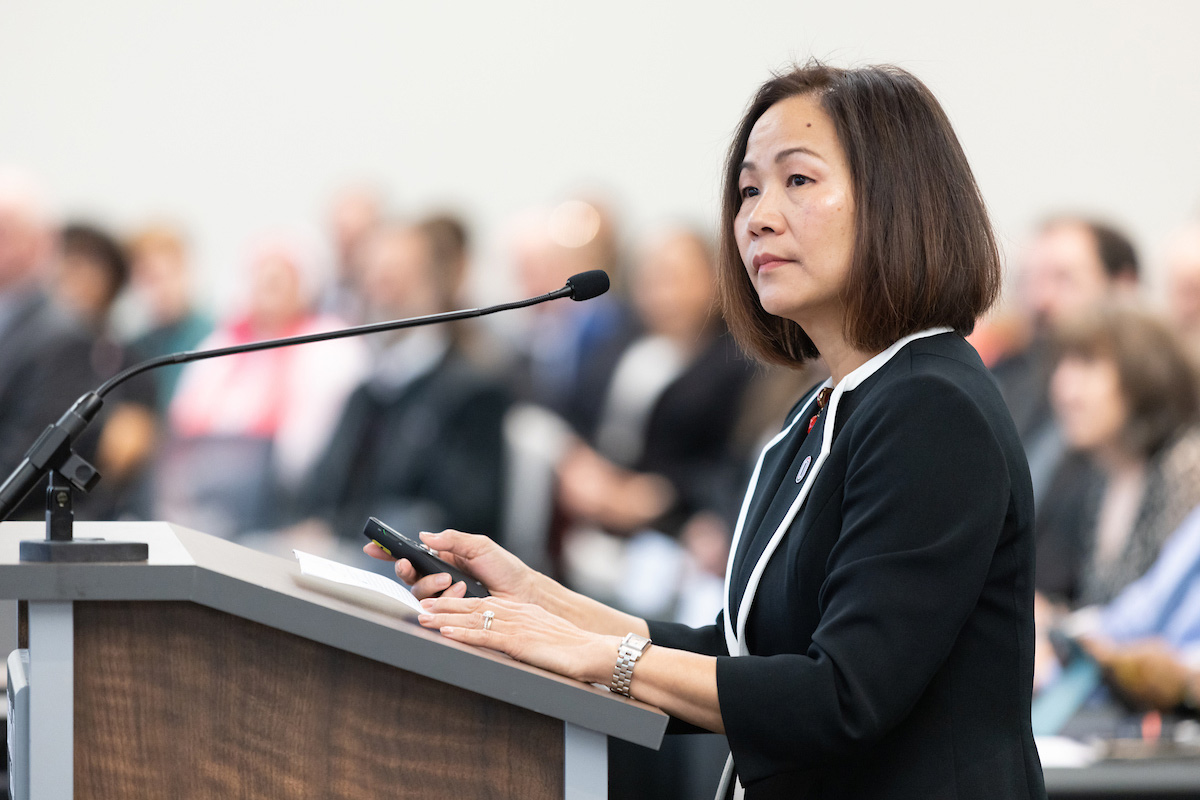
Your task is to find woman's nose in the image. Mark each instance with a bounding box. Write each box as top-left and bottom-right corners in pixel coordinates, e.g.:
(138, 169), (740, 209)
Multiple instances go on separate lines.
(746, 189), (784, 237)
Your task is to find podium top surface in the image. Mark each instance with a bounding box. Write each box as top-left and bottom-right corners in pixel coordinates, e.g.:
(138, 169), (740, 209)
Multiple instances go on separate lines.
(0, 521), (668, 748)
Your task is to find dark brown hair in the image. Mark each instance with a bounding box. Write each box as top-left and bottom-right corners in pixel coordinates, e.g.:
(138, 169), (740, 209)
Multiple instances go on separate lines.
(60, 221), (130, 306)
(717, 62), (1001, 366)
(1055, 305), (1200, 457)
(418, 213), (471, 309)
(1040, 216), (1139, 282)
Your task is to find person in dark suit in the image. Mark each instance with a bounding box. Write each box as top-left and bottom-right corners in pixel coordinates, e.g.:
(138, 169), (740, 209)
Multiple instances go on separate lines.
(0, 169), (100, 519)
(368, 63), (1046, 800)
(294, 215), (511, 544)
(51, 222), (160, 520)
(503, 200), (641, 442)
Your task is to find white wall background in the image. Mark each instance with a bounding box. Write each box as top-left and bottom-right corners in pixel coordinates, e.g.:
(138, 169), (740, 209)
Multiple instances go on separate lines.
(1, 0), (1198, 310)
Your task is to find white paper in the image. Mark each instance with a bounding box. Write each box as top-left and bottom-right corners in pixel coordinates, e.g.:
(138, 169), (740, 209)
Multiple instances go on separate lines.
(294, 549), (425, 615)
(1034, 736), (1102, 768)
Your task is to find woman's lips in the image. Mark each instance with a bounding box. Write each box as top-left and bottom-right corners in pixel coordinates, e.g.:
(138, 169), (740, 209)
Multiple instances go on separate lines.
(753, 253), (793, 272)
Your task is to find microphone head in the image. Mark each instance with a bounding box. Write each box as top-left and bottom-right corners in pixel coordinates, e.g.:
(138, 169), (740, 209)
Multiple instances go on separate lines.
(565, 270), (610, 302)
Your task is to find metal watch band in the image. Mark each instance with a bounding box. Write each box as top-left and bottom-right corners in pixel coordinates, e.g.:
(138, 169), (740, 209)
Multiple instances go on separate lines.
(610, 633), (651, 697)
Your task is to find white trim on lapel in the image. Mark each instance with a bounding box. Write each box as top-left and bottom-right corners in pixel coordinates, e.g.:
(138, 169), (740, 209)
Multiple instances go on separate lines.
(723, 327), (952, 656)
(721, 382), (827, 655)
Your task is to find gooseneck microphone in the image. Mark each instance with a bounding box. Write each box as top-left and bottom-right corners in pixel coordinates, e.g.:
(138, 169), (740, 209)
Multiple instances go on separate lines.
(94, 269), (609, 401)
(562, 269), (609, 302)
(0, 270), (610, 530)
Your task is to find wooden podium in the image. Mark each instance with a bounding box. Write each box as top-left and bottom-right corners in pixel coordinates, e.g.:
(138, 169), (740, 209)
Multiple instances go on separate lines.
(0, 522), (667, 800)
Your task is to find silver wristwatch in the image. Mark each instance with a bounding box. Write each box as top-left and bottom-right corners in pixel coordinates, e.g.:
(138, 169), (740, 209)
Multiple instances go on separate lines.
(610, 632), (652, 697)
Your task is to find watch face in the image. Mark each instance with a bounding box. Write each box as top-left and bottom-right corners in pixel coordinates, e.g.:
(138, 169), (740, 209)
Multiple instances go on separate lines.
(623, 633), (651, 651)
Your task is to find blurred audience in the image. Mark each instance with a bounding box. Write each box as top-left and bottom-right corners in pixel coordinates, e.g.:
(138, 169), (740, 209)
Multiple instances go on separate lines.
(15, 163), (1200, 747)
(126, 223), (213, 414)
(1030, 306), (1200, 703)
(1036, 305), (1200, 610)
(558, 227), (755, 616)
(505, 199), (640, 441)
(290, 216), (511, 552)
(0, 169), (99, 518)
(158, 234), (367, 538)
(320, 184), (384, 324)
(53, 223), (130, 332)
(18, 160), (1200, 758)
(51, 222), (159, 518)
(1067, 504), (1200, 711)
(992, 217), (1139, 507)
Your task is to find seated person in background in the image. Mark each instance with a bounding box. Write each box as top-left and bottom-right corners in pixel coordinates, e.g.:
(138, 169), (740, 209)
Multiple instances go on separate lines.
(0, 168), (98, 519)
(1039, 305), (1200, 607)
(125, 223), (213, 415)
(1034, 305), (1200, 687)
(991, 218), (1139, 508)
(558, 227), (755, 615)
(290, 216), (511, 550)
(503, 199), (640, 441)
(159, 235), (367, 538)
(1069, 504), (1200, 711)
(50, 222), (159, 519)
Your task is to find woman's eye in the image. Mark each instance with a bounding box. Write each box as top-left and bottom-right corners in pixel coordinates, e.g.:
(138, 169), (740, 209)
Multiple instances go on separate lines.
(740, 186), (759, 200)
(787, 174), (811, 187)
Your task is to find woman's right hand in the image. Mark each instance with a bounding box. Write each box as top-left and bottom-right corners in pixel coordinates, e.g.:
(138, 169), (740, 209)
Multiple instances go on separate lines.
(364, 528), (539, 603)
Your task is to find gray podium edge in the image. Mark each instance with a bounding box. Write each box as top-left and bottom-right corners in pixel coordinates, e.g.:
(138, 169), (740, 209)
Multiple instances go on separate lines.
(1, 521), (668, 800)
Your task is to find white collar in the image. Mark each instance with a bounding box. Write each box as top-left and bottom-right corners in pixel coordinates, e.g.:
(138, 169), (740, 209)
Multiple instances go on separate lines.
(368, 328), (451, 395)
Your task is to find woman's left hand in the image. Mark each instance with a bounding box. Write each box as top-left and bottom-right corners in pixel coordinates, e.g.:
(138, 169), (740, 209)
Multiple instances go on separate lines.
(417, 595), (620, 685)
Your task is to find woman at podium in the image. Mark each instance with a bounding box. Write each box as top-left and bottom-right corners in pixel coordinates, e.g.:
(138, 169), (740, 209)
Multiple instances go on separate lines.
(369, 62), (1046, 800)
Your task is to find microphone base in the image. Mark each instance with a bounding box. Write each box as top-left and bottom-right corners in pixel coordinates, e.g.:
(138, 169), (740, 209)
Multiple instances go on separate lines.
(20, 539), (149, 563)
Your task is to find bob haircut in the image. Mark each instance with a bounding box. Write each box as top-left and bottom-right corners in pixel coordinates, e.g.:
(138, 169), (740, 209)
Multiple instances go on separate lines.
(717, 62), (1001, 367)
(1054, 304), (1200, 458)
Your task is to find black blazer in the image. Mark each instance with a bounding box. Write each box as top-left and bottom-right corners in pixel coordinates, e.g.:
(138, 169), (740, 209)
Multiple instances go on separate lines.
(616, 330), (756, 534)
(299, 349), (511, 541)
(648, 332), (1046, 800)
(0, 291), (99, 518)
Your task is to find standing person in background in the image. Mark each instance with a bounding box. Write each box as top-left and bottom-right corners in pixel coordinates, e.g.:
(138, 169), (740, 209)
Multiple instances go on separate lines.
(370, 63), (1045, 800)
(126, 223), (213, 415)
(991, 218), (1139, 506)
(0, 168), (99, 519)
(51, 222), (159, 519)
(159, 234), (367, 538)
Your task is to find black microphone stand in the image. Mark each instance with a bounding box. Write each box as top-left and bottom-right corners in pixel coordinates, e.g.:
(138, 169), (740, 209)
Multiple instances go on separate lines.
(1, 271), (609, 562)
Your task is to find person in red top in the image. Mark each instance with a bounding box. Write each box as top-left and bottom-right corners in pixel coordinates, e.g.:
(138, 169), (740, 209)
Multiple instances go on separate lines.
(161, 235), (366, 537)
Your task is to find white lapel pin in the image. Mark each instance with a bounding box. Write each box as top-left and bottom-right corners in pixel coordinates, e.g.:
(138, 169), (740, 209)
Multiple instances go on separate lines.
(795, 455), (812, 484)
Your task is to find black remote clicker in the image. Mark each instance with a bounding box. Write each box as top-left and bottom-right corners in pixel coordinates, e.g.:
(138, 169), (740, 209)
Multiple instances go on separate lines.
(362, 517), (490, 598)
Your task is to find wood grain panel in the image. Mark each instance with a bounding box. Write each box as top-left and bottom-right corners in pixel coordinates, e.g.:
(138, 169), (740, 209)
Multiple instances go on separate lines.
(73, 601), (563, 799)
